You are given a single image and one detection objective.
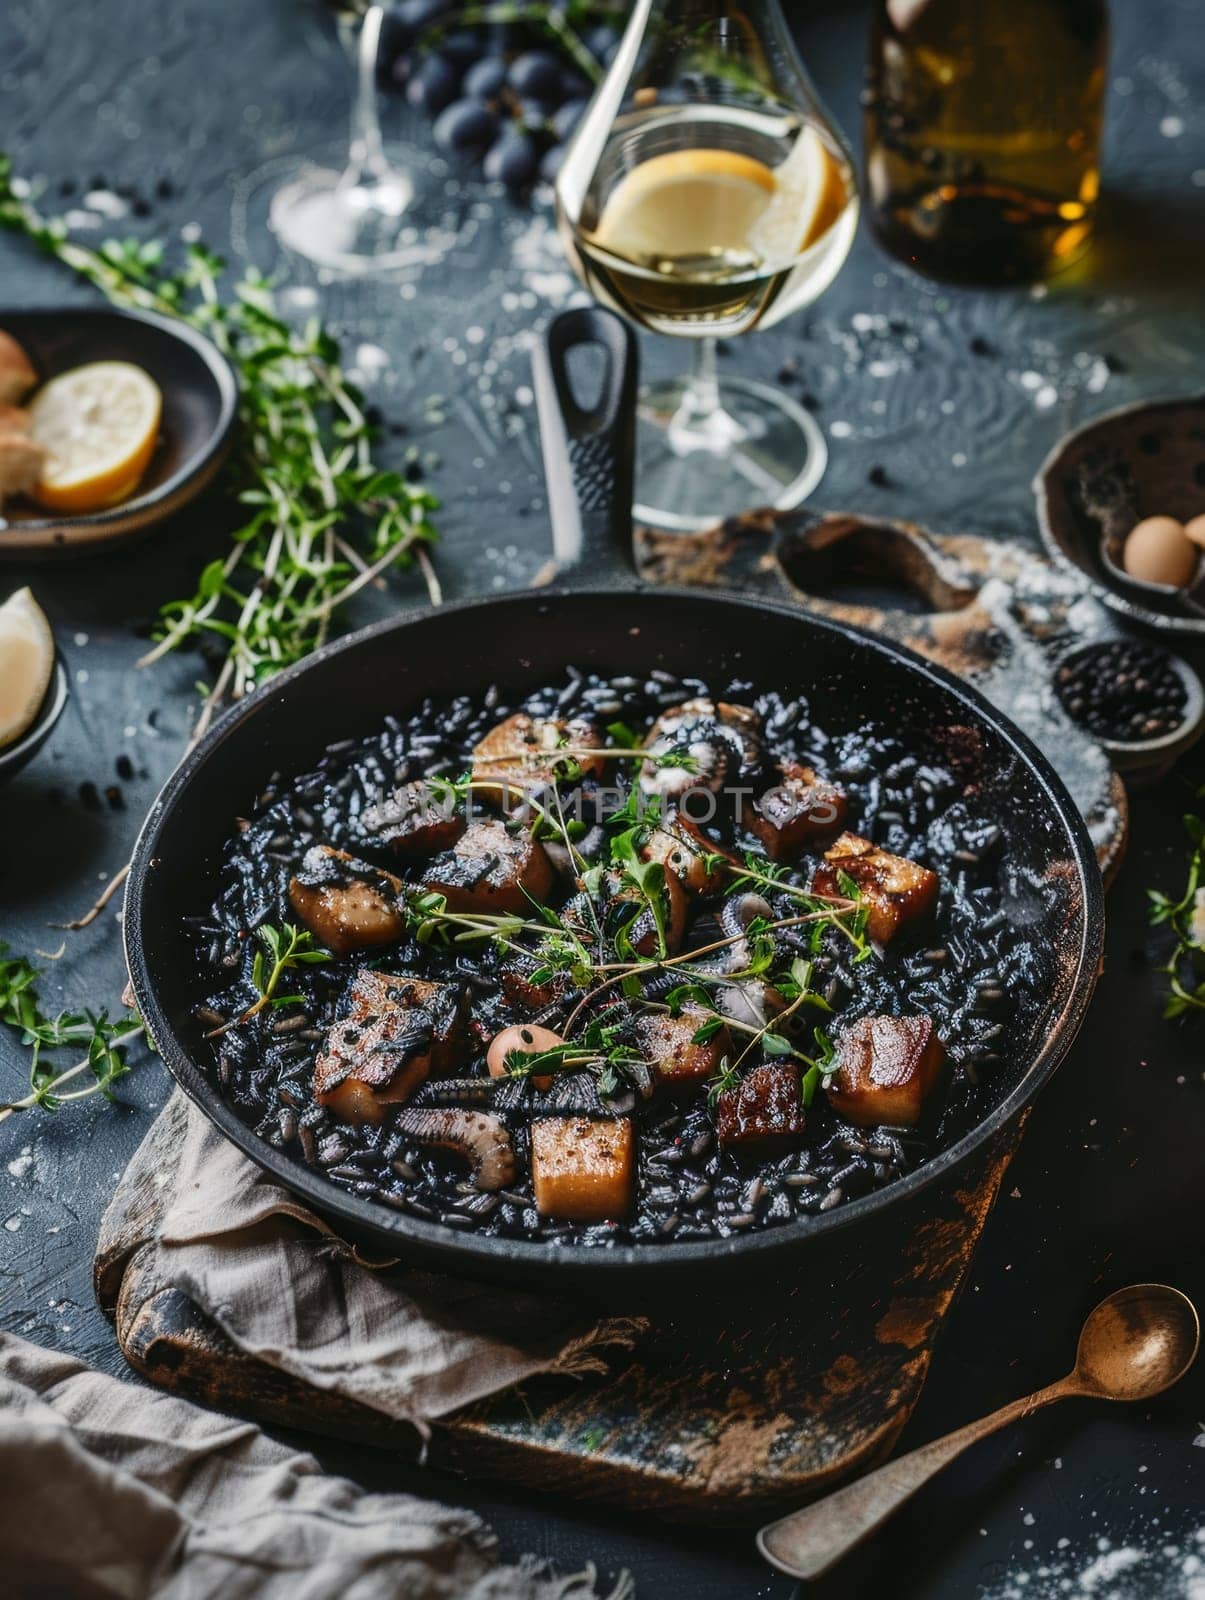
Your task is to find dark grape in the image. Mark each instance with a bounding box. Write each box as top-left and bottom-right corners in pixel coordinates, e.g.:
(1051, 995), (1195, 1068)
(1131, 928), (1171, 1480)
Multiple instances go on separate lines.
(558, 67), (591, 101)
(584, 24), (620, 64)
(552, 98), (587, 141)
(516, 96), (556, 127)
(484, 129), (540, 188)
(463, 56), (507, 100)
(394, 0), (448, 30)
(439, 28), (484, 66)
(507, 49), (562, 99)
(433, 98), (499, 152)
(377, 6), (418, 79)
(406, 52), (463, 112)
(485, 21), (523, 54)
(539, 143), (566, 184)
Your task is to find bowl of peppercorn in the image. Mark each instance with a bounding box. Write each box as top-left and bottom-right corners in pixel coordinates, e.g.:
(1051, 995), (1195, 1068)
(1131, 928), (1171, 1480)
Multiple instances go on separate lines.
(1053, 637), (1205, 785)
(1034, 394), (1205, 636)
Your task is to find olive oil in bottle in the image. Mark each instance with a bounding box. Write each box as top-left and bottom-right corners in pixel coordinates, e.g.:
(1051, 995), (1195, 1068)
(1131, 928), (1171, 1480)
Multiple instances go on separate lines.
(864, 0), (1108, 283)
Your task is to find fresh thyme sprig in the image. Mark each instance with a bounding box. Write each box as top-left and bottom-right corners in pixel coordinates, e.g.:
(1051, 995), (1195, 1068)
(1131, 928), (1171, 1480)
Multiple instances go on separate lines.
(0, 944), (144, 1123)
(706, 1057), (740, 1107)
(727, 853), (873, 960)
(242, 922), (331, 1022)
(1148, 791), (1205, 1019)
(0, 158), (441, 735)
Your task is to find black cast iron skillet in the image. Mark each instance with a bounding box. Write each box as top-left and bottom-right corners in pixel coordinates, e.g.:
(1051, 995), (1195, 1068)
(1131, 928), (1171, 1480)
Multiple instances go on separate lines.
(125, 308), (1105, 1292)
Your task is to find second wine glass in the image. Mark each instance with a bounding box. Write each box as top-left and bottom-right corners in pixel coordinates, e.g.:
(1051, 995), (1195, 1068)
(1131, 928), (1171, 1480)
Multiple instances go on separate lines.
(270, 3), (421, 275)
(555, 0), (857, 532)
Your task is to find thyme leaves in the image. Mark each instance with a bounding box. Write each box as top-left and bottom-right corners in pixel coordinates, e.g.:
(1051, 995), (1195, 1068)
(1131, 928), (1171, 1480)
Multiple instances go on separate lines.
(0, 158), (441, 732)
(1149, 794), (1205, 1019)
(0, 944), (145, 1123)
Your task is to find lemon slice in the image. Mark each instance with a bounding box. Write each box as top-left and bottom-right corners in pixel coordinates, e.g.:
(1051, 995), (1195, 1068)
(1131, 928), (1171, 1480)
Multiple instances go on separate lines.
(0, 587), (55, 749)
(28, 361), (162, 514)
(595, 148), (776, 262)
(746, 124), (848, 262)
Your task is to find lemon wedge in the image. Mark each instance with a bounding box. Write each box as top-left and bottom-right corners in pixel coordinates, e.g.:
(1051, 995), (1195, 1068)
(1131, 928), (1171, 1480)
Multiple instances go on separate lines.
(28, 361), (162, 514)
(595, 148), (777, 262)
(746, 124), (848, 262)
(0, 587), (55, 749)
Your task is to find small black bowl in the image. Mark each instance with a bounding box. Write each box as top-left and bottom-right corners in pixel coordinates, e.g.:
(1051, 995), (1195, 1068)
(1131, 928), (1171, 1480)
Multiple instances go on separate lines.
(0, 305), (239, 560)
(1034, 394), (1205, 638)
(0, 651), (68, 782)
(1052, 638), (1205, 786)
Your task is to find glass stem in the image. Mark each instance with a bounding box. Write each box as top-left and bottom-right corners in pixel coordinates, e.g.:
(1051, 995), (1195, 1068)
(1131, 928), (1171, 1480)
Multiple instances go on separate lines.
(667, 336), (744, 454)
(344, 5), (390, 185)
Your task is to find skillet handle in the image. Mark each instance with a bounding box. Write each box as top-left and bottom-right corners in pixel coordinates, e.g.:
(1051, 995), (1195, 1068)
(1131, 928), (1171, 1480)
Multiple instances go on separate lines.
(533, 307), (638, 579)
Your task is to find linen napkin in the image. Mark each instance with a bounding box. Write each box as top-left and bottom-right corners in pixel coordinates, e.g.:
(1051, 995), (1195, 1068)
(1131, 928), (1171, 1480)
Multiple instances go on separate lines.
(104, 1089), (646, 1433)
(0, 1330), (631, 1600)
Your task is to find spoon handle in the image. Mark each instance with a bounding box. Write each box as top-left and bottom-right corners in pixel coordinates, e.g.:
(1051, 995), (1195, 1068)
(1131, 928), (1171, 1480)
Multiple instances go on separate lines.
(757, 1379), (1074, 1581)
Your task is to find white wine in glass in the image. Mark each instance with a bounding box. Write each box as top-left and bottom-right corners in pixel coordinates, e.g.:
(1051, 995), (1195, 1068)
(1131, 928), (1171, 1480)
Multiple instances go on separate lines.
(556, 0), (858, 531)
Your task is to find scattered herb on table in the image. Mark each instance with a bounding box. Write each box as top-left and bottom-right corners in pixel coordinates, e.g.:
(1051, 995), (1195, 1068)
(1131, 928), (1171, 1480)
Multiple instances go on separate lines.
(0, 944), (144, 1123)
(1148, 791), (1205, 1018)
(0, 157), (441, 740)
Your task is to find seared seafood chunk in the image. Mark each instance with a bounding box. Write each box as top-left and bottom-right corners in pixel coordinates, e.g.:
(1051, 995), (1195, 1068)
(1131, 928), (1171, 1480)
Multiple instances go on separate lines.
(641, 813), (740, 894)
(288, 845), (404, 956)
(826, 1014), (945, 1128)
(639, 698), (765, 802)
(812, 832), (938, 944)
(530, 1116), (635, 1221)
(634, 1003), (731, 1088)
(360, 780), (465, 859)
(421, 818), (553, 916)
(716, 1062), (807, 1152)
(743, 763), (848, 860)
(393, 1107), (516, 1191)
(472, 712), (605, 801)
(314, 969), (468, 1125)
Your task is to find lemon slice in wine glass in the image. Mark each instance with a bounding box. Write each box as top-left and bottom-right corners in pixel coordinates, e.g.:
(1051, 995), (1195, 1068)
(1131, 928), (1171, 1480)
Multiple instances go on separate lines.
(594, 148), (776, 263)
(746, 124), (848, 261)
(0, 587), (55, 749)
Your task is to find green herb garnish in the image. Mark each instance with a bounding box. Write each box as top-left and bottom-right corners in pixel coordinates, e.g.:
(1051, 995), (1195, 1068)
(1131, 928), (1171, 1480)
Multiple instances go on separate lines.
(243, 922), (330, 1020)
(706, 1056), (740, 1106)
(0, 158), (440, 733)
(0, 944), (144, 1122)
(1149, 794), (1205, 1018)
(800, 1028), (838, 1108)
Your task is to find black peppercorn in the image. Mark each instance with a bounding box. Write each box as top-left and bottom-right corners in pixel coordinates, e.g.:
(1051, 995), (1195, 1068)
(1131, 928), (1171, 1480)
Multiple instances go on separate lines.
(1054, 640), (1188, 743)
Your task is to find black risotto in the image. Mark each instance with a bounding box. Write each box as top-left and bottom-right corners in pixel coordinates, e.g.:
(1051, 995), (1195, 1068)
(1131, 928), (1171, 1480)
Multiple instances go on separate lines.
(192, 667), (1049, 1247)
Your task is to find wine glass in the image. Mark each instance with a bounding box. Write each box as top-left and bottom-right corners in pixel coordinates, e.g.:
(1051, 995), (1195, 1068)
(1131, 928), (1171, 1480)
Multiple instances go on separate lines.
(555, 0), (858, 531)
(270, 3), (425, 274)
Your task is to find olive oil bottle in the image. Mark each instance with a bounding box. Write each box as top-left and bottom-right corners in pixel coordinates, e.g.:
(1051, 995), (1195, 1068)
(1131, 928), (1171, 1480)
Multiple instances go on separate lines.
(864, 0), (1108, 283)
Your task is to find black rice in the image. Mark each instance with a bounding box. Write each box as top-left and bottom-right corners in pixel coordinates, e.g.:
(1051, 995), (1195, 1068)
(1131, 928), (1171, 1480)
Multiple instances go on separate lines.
(191, 666), (1048, 1248)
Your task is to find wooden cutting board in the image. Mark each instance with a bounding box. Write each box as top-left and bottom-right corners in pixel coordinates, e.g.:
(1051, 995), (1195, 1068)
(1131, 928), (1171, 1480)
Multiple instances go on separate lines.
(95, 1096), (1024, 1525)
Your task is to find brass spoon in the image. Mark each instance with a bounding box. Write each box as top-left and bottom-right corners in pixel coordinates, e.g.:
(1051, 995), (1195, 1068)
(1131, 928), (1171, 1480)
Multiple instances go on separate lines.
(757, 1283), (1199, 1583)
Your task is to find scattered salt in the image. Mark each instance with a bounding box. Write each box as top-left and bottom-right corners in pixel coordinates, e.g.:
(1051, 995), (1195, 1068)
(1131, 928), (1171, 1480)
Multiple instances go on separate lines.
(6, 1147), (34, 1180)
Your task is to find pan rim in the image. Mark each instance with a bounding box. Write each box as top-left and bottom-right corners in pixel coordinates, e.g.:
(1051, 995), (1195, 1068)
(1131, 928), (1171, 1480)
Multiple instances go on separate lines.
(124, 584), (1105, 1276)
